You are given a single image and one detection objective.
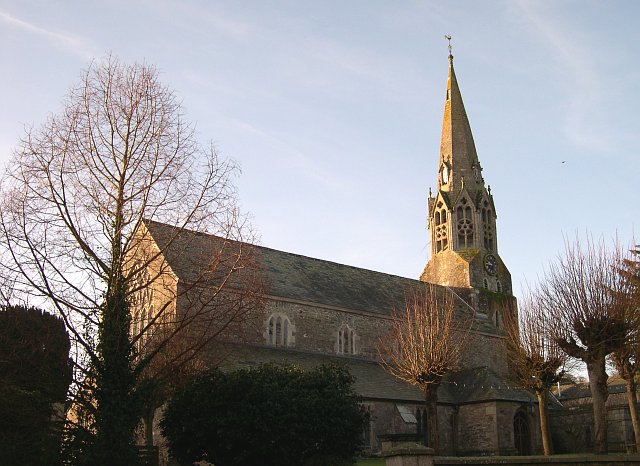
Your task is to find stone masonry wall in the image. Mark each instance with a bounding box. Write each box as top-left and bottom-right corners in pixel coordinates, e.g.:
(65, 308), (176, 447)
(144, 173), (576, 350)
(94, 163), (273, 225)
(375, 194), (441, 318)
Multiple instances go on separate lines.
(238, 297), (511, 378)
(457, 403), (499, 455)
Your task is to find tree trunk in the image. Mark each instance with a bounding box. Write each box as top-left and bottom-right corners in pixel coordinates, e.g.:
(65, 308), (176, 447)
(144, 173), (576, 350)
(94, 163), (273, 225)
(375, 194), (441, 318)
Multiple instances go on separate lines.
(424, 383), (439, 453)
(144, 408), (155, 448)
(586, 357), (609, 454)
(625, 377), (640, 452)
(536, 390), (553, 455)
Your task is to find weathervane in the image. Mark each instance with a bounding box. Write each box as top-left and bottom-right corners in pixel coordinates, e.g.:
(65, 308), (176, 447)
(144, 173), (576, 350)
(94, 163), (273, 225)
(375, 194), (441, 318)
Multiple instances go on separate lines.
(444, 34), (453, 59)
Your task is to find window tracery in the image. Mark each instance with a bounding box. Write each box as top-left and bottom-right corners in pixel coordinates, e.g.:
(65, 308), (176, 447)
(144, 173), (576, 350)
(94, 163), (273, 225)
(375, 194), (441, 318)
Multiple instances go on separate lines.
(434, 201), (448, 253)
(456, 198), (474, 249)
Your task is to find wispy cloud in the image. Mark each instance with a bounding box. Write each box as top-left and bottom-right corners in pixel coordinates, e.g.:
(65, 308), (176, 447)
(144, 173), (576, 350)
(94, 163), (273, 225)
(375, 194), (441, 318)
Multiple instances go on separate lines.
(225, 117), (352, 192)
(140, 0), (254, 38)
(0, 10), (95, 60)
(512, 0), (609, 152)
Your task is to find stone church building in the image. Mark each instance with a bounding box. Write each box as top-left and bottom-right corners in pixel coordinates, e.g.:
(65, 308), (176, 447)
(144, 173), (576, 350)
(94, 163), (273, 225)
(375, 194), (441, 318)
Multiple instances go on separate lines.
(138, 53), (545, 457)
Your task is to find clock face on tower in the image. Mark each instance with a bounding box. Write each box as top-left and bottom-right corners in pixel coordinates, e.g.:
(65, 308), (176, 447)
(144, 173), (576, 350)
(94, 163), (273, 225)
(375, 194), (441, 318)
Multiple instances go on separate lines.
(484, 254), (498, 275)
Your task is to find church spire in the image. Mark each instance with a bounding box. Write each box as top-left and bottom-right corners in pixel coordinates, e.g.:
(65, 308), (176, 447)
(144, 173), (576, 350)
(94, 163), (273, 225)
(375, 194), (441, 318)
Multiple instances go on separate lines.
(437, 50), (483, 197)
(421, 47), (511, 295)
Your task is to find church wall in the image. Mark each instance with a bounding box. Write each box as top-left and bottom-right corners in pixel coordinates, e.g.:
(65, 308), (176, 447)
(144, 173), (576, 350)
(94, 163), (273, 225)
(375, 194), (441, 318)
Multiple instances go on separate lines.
(240, 297), (513, 379)
(459, 332), (509, 378)
(421, 250), (471, 288)
(551, 390), (635, 454)
(241, 298), (390, 359)
(438, 405), (457, 455)
(456, 402), (499, 455)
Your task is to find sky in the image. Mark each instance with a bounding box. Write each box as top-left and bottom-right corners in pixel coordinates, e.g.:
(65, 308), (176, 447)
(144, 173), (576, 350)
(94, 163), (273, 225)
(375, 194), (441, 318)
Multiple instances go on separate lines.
(1, 0), (638, 299)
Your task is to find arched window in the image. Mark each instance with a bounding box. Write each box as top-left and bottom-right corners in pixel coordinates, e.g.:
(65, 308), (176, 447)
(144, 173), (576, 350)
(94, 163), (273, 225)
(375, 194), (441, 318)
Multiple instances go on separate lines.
(514, 411), (531, 455)
(496, 280), (502, 293)
(267, 314), (292, 347)
(338, 325), (357, 355)
(362, 405), (373, 448)
(456, 198), (474, 249)
(268, 317), (274, 345)
(483, 278), (489, 289)
(283, 319), (288, 346)
(415, 408), (429, 446)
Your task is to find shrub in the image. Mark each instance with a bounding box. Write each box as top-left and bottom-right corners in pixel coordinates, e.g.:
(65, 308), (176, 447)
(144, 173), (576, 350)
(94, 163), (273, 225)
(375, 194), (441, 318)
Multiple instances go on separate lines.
(161, 363), (368, 466)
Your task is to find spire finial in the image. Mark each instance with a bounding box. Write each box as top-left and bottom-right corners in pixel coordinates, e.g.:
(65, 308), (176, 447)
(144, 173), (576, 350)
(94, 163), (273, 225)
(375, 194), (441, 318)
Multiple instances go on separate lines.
(445, 35), (453, 61)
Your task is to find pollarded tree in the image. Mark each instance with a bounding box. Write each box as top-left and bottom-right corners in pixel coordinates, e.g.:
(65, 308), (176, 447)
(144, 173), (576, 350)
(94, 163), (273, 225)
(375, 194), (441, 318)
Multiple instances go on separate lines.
(0, 57), (263, 465)
(504, 290), (569, 455)
(378, 284), (472, 452)
(538, 238), (637, 454)
(609, 245), (640, 451)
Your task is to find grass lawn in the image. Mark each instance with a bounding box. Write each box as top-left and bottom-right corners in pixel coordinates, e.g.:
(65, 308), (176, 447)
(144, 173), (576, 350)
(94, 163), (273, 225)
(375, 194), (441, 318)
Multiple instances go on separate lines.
(356, 459), (385, 466)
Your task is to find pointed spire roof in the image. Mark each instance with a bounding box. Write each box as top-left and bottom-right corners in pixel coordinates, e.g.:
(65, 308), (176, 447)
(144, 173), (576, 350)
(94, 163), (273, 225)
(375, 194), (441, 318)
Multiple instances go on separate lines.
(437, 54), (483, 197)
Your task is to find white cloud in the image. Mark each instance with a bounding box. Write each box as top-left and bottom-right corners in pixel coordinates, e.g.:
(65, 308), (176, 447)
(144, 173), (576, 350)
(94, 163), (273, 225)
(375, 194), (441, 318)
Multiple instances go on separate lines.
(0, 10), (95, 60)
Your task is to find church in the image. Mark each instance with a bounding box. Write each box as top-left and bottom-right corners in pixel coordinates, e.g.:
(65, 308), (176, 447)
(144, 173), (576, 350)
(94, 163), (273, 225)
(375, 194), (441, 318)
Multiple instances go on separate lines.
(138, 52), (544, 457)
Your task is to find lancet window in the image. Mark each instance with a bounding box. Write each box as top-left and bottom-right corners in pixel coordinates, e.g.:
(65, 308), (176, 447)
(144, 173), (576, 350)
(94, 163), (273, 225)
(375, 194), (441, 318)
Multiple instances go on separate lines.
(267, 313), (292, 347)
(338, 325), (356, 355)
(456, 198), (474, 249)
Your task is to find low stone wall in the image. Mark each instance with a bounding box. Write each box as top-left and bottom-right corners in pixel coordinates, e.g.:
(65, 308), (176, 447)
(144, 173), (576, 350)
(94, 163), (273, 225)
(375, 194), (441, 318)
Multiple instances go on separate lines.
(383, 448), (640, 466)
(434, 456), (640, 466)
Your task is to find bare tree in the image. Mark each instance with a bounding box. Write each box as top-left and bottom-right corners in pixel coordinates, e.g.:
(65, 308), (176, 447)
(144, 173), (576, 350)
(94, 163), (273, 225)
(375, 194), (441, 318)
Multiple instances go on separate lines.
(504, 289), (569, 455)
(0, 57), (263, 465)
(538, 238), (637, 454)
(610, 245), (640, 451)
(378, 284), (472, 452)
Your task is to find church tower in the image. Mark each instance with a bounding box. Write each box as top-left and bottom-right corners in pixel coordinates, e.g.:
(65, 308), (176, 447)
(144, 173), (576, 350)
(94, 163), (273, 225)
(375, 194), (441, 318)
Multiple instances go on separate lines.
(421, 52), (512, 295)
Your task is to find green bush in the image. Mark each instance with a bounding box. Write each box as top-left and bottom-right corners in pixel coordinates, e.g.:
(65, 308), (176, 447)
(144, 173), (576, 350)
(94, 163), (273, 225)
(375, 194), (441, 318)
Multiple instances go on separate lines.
(0, 304), (72, 465)
(161, 363), (368, 466)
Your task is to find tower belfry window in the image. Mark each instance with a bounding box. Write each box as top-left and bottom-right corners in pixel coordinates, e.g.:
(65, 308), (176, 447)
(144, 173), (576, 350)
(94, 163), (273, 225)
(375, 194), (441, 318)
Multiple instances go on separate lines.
(482, 201), (494, 251)
(456, 198), (474, 249)
(434, 202), (448, 253)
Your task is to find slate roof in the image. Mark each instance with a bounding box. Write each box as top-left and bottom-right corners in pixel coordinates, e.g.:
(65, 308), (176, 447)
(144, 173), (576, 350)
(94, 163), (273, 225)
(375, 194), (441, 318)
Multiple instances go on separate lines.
(219, 344), (431, 403)
(145, 219), (427, 316)
(444, 366), (536, 404)
(216, 344), (534, 405)
(556, 379), (627, 401)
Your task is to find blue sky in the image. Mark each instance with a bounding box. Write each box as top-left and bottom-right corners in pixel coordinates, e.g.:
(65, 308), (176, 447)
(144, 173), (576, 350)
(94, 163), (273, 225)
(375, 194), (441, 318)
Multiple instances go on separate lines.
(1, 0), (638, 299)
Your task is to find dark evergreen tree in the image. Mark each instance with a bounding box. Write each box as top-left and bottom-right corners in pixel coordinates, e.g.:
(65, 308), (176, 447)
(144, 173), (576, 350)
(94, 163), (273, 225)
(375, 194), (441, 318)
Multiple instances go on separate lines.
(0, 304), (72, 465)
(161, 364), (368, 466)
